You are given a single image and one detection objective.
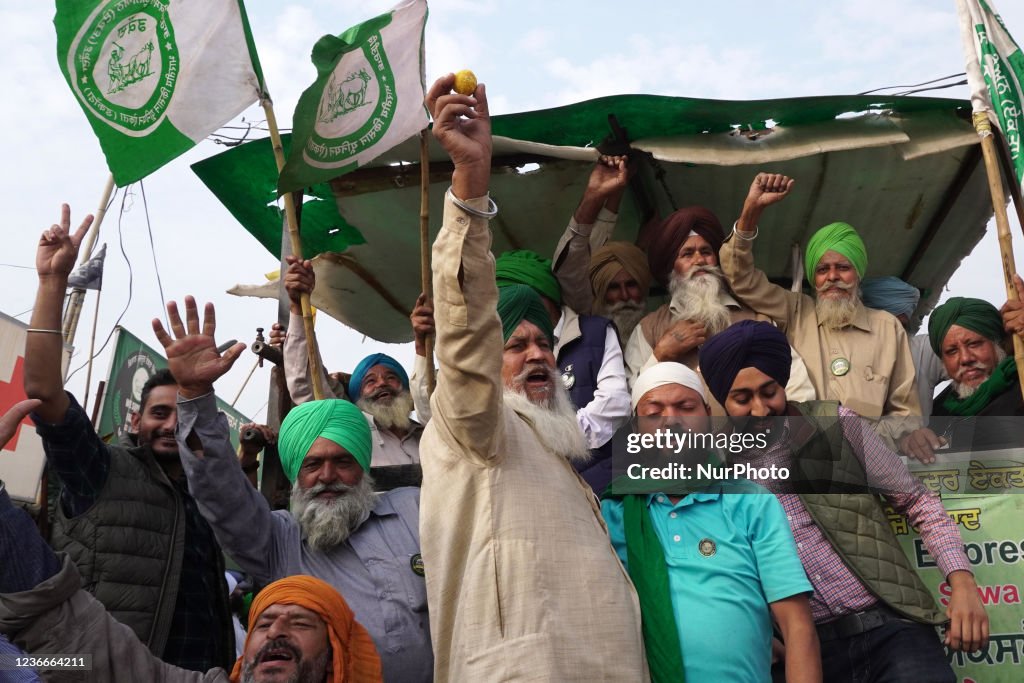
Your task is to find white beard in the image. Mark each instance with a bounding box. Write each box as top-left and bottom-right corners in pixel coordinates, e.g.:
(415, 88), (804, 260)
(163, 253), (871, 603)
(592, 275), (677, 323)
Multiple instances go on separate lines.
(668, 267), (731, 335)
(814, 281), (860, 330)
(291, 475), (377, 552)
(357, 390), (414, 432)
(504, 365), (591, 464)
(952, 345), (1006, 399)
(598, 300), (646, 346)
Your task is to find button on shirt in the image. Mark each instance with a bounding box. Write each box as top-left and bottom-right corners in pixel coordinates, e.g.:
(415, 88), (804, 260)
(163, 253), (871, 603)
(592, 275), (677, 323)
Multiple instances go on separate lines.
(602, 481), (812, 682)
(176, 393), (432, 682)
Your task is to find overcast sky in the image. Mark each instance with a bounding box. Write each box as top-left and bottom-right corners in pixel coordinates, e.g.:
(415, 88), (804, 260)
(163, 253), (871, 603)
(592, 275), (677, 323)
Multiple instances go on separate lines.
(4, 0), (1024, 422)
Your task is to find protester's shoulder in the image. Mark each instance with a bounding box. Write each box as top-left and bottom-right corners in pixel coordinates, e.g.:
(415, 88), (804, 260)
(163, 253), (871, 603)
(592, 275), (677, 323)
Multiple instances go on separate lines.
(719, 478), (773, 497)
(863, 305), (906, 334)
(720, 479), (786, 517)
(378, 486), (421, 511)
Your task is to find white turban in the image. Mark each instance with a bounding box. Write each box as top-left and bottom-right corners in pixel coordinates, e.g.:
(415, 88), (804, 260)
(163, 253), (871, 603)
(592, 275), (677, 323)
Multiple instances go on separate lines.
(631, 362), (707, 411)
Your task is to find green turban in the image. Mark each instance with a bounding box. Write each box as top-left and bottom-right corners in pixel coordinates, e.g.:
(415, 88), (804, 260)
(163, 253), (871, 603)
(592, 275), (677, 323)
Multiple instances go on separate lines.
(804, 222), (868, 287)
(495, 250), (562, 306)
(927, 297), (1004, 355)
(277, 399), (372, 482)
(497, 284), (555, 346)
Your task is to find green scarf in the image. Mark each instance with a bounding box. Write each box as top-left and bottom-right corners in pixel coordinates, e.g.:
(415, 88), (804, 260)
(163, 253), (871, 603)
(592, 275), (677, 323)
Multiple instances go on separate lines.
(941, 356), (1017, 416)
(623, 493), (685, 683)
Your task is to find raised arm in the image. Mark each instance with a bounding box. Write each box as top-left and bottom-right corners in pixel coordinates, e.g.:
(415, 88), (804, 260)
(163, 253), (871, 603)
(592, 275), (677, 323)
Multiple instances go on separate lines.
(409, 293), (435, 423)
(719, 173), (800, 328)
(23, 205), (93, 423)
(552, 155), (629, 314)
(152, 298), (287, 582)
(281, 257), (338, 403)
(425, 74), (504, 461)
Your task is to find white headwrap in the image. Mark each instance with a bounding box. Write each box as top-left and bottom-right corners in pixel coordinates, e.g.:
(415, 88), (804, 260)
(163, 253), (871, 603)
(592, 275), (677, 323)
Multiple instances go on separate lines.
(631, 362), (707, 411)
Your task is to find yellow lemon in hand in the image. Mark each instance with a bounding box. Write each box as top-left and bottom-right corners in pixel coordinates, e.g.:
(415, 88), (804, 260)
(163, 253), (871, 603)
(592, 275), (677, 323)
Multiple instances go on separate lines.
(453, 70), (477, 95)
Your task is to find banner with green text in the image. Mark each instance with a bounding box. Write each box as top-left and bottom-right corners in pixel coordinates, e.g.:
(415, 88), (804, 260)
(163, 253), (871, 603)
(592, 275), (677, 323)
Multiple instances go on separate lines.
(898, 452), (1024, 682)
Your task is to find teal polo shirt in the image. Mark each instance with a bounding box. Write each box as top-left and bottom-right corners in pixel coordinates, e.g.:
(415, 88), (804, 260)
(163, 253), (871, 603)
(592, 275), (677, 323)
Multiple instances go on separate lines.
(602, 479), (812, 683)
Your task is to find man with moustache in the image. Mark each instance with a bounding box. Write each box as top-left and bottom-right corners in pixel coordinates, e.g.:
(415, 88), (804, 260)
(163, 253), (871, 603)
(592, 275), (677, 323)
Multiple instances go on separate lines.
(698, 321), (987, 683)
(719, 173), (921, 446)
(900, 294), (1024, 458)
(619, 178), (814, 407)
(280, 258), (422, 465)
(419, 73), (648, 681)
(154, 298), (432, 682)
(0, 464), (383, 683)
(23, 206), (234, 672)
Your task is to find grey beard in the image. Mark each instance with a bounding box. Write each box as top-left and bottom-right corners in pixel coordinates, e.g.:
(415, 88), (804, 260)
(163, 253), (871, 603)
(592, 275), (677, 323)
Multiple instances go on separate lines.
(814, 282), (861, 330)
(503, 372), (591, 464)
(357, 390), (414, 432)
(291, 474), (377, 552)
(598, 300), (646, 346)
(667, 268), (731, 336)
(241, 640), (330, 683)
(953, 345), (1006, 399)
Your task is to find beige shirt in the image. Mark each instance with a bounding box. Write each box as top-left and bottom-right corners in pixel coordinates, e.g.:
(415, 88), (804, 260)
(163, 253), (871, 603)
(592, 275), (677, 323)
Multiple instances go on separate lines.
(719, 230), (922, 442)
(420, 195), (649, 682)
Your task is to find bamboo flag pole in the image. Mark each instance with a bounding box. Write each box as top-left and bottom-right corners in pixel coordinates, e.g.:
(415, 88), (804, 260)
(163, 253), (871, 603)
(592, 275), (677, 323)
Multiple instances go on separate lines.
(973, 111), (1024, 393)
(63, 173), (115, 348)
(261, 98), (326, 401)
(419, 130), (436, 395)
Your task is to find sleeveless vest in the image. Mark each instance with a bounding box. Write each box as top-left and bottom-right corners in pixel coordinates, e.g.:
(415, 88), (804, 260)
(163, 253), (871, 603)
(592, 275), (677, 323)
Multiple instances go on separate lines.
(559, 314), (617, 493)
(51, 445), (186, 656)
(791, 401), (946, 624)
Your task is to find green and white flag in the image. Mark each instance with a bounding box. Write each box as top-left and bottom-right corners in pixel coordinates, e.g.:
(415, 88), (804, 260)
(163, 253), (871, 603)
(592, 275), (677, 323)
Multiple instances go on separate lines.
(55, 0), (262, 187)
(957, 0), (1024, 186)
(278, 0), (428, 194)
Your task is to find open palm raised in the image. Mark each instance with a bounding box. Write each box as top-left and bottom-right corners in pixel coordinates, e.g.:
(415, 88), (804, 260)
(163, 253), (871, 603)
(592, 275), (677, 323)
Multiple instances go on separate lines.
(152, 297), (246, 400)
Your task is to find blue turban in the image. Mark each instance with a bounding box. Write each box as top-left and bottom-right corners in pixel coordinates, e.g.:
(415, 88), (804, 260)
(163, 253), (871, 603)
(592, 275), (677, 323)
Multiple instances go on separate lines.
(278, 399), (372, 482)
(698, 321), (792, 406)
(348, 353), (409, 399)
(860, 276), (920, 319)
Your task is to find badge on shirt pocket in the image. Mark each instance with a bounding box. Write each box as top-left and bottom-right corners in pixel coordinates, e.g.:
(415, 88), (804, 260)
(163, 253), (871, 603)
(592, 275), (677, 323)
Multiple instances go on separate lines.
(410, 553), (425, 576)
(698, 538), (717, 557)
(830, 357), (850, 376)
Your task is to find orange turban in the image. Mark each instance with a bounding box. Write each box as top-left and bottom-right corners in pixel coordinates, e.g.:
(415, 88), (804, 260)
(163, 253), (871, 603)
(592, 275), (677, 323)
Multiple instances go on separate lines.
(589, 241), (652, 305)
(230, 575), (382, 683)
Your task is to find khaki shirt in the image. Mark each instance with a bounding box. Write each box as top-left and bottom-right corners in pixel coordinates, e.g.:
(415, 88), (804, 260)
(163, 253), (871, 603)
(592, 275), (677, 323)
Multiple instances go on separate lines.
(420, 194), (649, 682)
(719, 231), (922, 442)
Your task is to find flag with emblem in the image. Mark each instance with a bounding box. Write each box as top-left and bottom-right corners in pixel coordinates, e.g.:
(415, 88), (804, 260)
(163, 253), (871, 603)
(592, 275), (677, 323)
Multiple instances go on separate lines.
(54, 0), (263, 187)
(277, 0), (428, 194)
(956, 0), (1024, 187)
